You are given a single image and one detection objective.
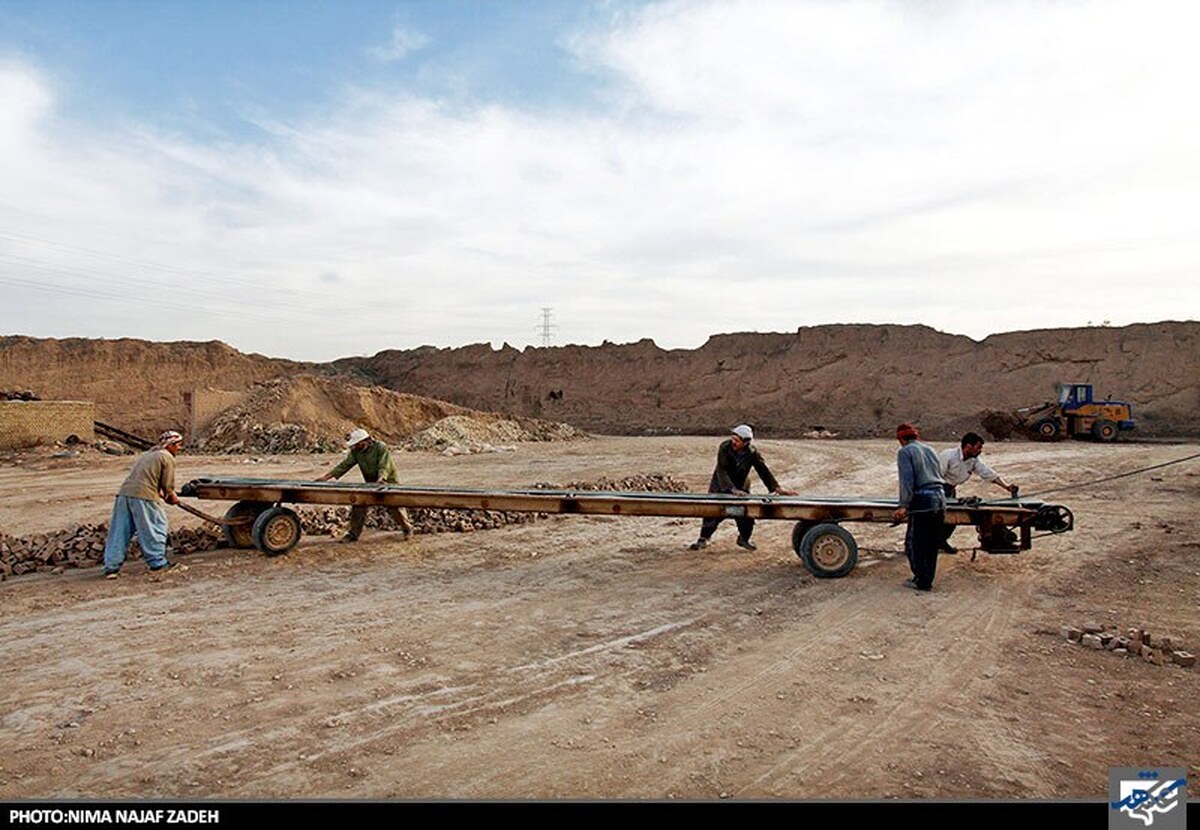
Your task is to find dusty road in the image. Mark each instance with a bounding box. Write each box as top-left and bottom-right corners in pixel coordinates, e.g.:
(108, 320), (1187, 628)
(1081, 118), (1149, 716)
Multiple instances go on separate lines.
(1, 437), (1197, 799)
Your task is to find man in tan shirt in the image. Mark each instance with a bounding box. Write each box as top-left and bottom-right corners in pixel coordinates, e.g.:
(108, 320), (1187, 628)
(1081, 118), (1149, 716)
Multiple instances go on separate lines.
(102, 430), (184, 578)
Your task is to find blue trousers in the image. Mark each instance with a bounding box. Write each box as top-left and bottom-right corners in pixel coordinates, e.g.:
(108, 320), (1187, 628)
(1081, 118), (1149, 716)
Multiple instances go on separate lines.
(103, 495), (169, 572)
(905, 489), (946, 590)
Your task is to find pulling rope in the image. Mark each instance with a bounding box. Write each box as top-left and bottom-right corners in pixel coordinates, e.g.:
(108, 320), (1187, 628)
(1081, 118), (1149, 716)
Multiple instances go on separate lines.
(1018, 451), (1200, 499)
(895, 450), (1200, 518)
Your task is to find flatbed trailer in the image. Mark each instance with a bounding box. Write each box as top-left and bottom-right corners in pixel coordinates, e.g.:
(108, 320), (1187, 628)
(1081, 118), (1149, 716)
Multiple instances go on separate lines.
(179, 477), (1073, 578)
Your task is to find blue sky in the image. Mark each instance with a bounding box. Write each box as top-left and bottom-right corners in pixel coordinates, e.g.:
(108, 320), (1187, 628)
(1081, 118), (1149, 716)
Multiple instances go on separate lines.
(1, 0), (1198, 361)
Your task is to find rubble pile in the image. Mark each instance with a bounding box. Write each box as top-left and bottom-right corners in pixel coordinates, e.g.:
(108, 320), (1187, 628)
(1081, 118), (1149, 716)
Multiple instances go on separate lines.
(537, 474), (690, 492)
(1059, 621), (1195, 668)
(194, 375), (586, 455)
(0, 523), (222, 579)
(1, 389), (40, 401)
(402, 415), (587, 455)
(980, 409), (1020, 441)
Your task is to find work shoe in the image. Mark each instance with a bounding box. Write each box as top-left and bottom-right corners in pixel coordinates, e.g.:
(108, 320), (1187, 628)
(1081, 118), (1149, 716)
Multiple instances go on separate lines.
(902, 578), (916, 589)
(736, 537), (757, 551)
(149, 561), (187, 573)
(339, 534), (359, 544)
(104, 570), (120, 580)
(401, 528), (414, 541)
(688, 538), (708, 551)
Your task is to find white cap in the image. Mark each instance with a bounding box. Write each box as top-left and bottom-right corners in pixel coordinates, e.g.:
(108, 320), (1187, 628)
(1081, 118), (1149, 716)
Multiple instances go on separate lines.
(731, 424), (754, 441)
(345, 428), (370, 447)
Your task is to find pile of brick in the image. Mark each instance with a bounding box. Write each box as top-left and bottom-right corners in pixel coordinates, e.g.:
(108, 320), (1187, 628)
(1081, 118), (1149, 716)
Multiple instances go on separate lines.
(0, 523), (222, 580)
(538, 474), (690, 492)
(297, 505), (544, 536)
(1061, 621), (1195, 668)
(0, 474), (691, 579)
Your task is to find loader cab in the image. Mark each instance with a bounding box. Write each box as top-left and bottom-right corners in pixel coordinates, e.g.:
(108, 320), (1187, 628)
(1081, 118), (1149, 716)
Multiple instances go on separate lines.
(1057, 383), (1094, 412)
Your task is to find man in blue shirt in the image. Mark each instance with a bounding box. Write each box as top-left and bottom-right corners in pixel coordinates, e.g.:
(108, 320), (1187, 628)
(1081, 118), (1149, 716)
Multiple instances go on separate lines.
(891, 423), (946, 592)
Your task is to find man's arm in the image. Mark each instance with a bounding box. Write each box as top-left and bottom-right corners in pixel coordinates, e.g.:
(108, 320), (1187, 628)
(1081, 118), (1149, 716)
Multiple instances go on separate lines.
(751, 454), (796, 495)
(318, 452), (356, 481)
(974, 457), (1017, 495)
(159, 452), (180, 505)
(893, 449), (914, 521)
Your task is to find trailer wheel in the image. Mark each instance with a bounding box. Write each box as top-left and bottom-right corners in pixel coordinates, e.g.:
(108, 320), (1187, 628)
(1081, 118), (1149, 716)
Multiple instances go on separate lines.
(790, 520), (817, 559)
(1032, 418), (1061, 440)
(1092, 419), (1118, 442)
(798, 523), (858, 578)
(251, 507), (303, 556)
(223, 501), (271, 549)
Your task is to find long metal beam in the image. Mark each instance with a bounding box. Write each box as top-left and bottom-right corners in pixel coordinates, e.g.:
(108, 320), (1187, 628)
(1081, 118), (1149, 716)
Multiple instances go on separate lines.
(180, 476), (1044, 527)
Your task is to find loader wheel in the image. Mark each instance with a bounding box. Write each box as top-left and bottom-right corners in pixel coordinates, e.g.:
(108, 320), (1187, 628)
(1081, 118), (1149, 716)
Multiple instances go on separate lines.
(790, 520), (817, 558)
(222, 501), (271, 549)
(798, 523), (858, 579)
(1092, 419), (1118, 442)
(251, 507), (303, 556)
(1033, 419), (1061, 440)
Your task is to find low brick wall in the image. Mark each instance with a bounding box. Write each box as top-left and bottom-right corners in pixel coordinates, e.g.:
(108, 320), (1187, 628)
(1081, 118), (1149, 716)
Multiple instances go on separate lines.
(0, 401), (95, 449)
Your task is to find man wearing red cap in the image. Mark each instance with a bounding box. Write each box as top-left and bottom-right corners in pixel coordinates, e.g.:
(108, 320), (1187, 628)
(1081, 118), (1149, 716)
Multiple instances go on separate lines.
(891, 423), (946, 591)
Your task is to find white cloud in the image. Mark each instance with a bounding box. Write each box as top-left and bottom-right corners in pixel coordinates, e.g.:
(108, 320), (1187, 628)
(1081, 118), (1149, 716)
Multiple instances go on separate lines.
(368, 25), (430, 62)
(1, 0), (1199, 360)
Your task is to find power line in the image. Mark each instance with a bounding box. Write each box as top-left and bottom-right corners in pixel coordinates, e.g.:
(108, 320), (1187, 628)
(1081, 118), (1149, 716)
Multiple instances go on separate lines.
(537, 306), (557, 347)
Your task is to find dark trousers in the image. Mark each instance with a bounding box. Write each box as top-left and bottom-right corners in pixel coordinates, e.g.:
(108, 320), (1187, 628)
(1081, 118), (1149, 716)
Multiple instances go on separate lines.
(906, 489), (946, 590)
(698, 515), (755, 541)
(348, 505), (413, 539)
(940, 483), (957, 546)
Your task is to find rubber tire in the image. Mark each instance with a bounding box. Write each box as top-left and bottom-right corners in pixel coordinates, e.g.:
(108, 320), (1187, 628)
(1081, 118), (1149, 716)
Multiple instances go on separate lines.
(251, 506), (303, 556)
(222, 501), (271, 549)
(790, 520), (817, 559)
(1032, 418), (1061, 441)
(798, 523), (859, 579)
(1092, 419), (1118, 442)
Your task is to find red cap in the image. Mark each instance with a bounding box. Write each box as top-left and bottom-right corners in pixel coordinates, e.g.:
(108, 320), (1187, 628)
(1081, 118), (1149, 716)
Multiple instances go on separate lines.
(896, 423), (919, 440)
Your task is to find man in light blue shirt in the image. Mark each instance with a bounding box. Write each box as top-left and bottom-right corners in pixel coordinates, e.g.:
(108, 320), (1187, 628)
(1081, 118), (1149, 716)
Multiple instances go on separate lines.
(891, 423), (945, 592)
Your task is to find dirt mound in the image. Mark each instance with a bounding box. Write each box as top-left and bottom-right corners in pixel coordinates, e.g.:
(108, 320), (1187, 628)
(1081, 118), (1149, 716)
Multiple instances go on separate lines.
(194, 375), (585, 454)
(6, 322), (1198, 442)
(351, 322), (1200, 439)
(404, 413), (587, 455)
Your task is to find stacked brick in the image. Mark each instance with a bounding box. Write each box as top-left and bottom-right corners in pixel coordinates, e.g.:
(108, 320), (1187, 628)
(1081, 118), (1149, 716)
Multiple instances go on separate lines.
(0, 401), (95, 450)
(1061, 621), (1195, 669)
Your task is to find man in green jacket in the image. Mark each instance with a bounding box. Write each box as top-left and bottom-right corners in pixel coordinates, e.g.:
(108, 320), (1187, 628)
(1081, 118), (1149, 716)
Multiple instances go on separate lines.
(318, 428), (415, 543)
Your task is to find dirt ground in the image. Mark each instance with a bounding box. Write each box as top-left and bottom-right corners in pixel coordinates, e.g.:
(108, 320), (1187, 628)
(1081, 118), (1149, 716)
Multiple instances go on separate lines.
(1, 436), (1197, 799)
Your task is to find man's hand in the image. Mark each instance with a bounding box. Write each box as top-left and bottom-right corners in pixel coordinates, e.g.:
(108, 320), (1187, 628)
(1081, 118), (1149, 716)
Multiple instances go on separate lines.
(892, 507), (907, 522)
(164, 491), (180, 506)
(317, 473), (332, 482)
(773, 488), (798, 496)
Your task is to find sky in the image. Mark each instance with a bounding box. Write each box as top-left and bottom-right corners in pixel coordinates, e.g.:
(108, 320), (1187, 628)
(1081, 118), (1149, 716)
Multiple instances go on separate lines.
(1, 0), (1197, 361)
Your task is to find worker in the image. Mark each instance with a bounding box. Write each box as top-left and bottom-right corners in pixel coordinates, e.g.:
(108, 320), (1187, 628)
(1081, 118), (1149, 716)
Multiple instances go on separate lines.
(102, 430), (185, 578)
(938, 432), (1018, 553)
(688, 424), (796, 551)
(891, 423), (945, 592)
(318, 428), (414, 543)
